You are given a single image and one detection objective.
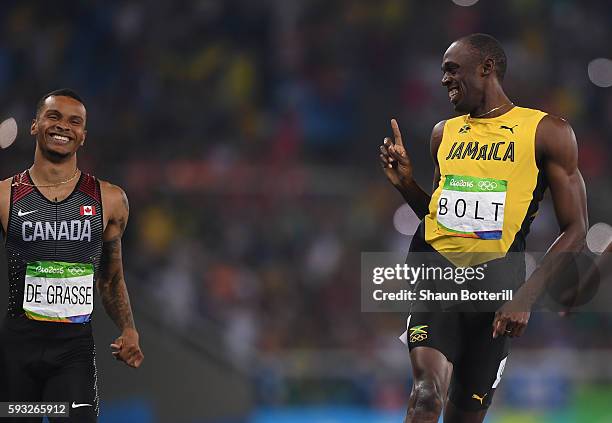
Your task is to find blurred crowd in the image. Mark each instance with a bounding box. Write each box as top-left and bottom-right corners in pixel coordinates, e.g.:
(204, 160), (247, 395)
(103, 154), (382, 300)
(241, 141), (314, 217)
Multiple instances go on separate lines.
(1, 0), (612, 409)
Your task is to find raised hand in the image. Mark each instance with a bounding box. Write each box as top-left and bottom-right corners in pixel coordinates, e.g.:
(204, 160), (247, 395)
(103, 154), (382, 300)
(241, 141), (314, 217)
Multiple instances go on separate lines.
(379, 119), (413, 189)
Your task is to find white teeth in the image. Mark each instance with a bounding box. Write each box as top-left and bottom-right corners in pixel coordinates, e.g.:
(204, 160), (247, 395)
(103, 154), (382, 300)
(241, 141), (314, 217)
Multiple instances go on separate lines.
(51, 135), (69, 142)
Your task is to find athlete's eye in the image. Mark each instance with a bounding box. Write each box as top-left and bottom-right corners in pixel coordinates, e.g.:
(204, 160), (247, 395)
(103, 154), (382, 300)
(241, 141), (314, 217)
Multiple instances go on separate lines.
(443, 64), (459, 74)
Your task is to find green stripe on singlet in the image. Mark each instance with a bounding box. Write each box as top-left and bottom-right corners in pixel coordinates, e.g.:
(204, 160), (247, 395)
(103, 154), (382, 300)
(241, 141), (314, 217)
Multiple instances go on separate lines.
(26, 261), (94, 279)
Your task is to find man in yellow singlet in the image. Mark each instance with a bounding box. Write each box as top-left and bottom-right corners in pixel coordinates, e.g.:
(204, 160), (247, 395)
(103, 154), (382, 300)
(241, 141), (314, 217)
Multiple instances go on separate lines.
(379, 33), (587, 423)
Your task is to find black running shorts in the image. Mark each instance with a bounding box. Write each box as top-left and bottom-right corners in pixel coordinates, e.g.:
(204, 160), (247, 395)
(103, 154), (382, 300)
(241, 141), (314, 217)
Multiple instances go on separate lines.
(404, 311), (509, 411)
(0, 321), (99, 423)
(402, 223), (524, 411)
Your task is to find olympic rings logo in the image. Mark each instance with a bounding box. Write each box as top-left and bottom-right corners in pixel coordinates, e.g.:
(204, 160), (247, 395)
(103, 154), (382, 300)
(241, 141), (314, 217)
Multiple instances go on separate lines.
(478, 181), (498, 190)
(67, 267), (87, 275)
(410, 333), (428, 343)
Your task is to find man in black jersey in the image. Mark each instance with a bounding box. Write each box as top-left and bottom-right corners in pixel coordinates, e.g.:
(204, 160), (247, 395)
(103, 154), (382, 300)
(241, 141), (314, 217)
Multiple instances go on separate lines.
(0, 89), (143, 422)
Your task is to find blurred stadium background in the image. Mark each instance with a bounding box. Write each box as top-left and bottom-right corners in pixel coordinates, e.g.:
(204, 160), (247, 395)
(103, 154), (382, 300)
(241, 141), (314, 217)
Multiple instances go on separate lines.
(1, 0), (612, 422)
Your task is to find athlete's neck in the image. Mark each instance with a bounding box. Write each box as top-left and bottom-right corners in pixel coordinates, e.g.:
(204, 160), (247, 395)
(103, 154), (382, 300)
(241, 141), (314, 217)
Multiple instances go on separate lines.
(470, 84), (513, 119)
(30, 148), (79, 185)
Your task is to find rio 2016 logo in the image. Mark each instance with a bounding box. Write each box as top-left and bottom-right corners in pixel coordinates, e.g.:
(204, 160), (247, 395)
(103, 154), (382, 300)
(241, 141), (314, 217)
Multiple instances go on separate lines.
(478, 180), (498, 190)
(450, 178), (473, 188)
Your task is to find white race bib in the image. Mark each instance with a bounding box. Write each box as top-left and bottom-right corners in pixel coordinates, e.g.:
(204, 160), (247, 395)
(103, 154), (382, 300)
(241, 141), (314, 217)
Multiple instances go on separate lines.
(436, 175), (507, 240)
(23, 261), (94, 323)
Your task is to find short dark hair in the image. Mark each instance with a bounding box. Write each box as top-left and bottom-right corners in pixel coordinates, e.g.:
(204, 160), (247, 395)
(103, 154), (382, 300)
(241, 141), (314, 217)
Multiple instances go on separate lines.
(36, 88), (85, 117)
(461, 33), (507, 81)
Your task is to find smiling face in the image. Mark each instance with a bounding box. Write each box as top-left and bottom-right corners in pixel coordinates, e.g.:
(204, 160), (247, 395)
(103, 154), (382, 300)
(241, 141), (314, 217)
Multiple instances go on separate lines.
(31, 95), (87, 161)
(441, 40), (488, 114)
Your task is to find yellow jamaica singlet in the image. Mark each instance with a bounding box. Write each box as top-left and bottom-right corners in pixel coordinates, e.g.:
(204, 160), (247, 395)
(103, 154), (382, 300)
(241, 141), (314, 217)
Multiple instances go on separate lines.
(424, 106), (547, 266)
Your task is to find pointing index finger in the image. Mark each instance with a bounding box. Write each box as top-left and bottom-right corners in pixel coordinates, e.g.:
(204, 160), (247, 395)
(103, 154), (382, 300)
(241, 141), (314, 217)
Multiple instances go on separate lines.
(390, 119), (404, 147)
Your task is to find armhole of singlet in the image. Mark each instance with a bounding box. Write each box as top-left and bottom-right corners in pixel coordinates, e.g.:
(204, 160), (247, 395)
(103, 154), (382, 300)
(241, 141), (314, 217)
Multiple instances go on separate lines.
(437, 117), (462, 166)
(4, 176), (16, 246)
(531, 111), (545, 164)
(436, 119), (450, 165)
(97, 177), (105, 234)
(508, 111), (550, 252)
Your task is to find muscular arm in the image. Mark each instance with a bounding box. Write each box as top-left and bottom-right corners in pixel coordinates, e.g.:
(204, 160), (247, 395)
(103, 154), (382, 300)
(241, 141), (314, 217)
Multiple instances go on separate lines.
(97, 184), (135, 331)
(493, 115), (587, 337)
(522, 116), (588, 302)
(540, 116), (588, 253)
(430, 122), (443, 196)
(98, 183), (143, 367)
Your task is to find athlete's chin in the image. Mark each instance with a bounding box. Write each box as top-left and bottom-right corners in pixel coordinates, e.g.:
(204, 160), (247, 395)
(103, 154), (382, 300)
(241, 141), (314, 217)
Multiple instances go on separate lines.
(41, 146), (75, 162)
(453, 101), (471, 114)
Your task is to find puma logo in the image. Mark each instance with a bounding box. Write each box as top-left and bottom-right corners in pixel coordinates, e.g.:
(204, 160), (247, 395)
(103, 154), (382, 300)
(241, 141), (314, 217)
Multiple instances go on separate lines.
(500, 124), (518, 133)
(472, 393), (488, 405)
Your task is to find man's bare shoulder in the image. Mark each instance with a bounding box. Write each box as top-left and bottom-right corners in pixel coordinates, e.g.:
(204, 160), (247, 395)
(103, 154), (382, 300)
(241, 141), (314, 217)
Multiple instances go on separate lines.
(0, 177), (13, 193)
(0, 177), (14, 202)
(99, 179), (129, 215)
(430, 120), (447, 158)
(0, 177), (14, 224)
(536, 114), (576, 157)
(99, 179), (126, 199)
(432, 120), (447, 138)
(538, 113), (573, 133)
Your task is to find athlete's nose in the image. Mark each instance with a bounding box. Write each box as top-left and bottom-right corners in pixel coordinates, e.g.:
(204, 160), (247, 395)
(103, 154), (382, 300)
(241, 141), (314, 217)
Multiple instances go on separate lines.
(441, 73), (452, 86)
(54, 121), (70, 132)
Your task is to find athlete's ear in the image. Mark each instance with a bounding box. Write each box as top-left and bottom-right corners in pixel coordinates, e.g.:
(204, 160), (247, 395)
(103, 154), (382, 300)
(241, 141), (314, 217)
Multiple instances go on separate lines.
(482, 57), (495, 77)
(30, 118), (38, 136)
(81, 130), (87, 146)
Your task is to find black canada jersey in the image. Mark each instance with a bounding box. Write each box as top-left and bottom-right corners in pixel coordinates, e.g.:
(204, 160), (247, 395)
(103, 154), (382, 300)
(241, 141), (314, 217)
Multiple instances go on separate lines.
(3, 170), (103, 336)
